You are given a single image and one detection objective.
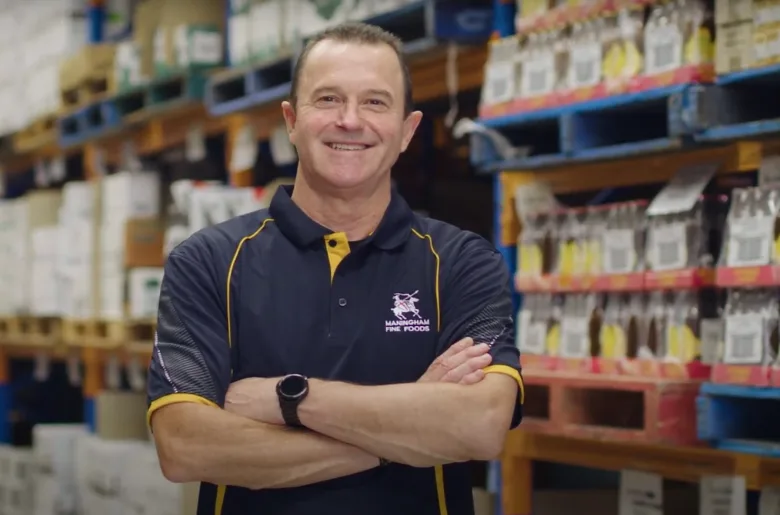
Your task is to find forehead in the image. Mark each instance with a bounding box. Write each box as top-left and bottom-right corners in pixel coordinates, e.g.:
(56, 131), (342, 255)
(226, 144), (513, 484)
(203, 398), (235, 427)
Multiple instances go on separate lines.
(299, 40), (404, 94)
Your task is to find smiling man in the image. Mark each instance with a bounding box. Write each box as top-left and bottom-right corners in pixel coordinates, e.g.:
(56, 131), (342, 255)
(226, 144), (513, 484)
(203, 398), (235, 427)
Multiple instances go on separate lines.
(146, 23), (524, 515)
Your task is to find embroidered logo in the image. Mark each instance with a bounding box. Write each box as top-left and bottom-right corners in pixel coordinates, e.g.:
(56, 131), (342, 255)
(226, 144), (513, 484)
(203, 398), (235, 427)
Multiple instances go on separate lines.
(386, 291), (430, 332)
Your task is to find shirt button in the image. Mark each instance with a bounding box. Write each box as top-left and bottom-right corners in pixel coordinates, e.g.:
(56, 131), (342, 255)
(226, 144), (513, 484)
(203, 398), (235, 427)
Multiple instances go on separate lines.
(328, 239), (337, 247)
(338, 298), (347, 307)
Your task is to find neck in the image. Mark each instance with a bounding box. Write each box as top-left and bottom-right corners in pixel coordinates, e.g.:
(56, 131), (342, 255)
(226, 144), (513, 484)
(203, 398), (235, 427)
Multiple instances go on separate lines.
(290, 172), (391, 241)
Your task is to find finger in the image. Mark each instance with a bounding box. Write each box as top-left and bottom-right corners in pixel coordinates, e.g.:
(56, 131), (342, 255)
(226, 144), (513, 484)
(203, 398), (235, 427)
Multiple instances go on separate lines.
(440, 343), (490, 370)
(441, 353), (492, 383)
(458, 369), (485, 385)
(420, 338), (476, 382)
(438, 337), (474, 360)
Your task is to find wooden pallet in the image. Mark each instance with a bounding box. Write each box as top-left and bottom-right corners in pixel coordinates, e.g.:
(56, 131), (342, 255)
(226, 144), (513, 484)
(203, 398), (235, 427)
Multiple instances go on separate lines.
(521, 370), (701, 446)
(12, 114), (57, 153)
(0, 317), (61, 347)
(62, 319), (155, 349)
(60, 73), (112, 112)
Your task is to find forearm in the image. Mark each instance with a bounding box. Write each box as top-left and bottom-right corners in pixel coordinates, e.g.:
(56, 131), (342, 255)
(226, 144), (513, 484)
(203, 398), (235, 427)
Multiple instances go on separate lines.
(152, 403), (378, 489)
(297, 379), (511, 467)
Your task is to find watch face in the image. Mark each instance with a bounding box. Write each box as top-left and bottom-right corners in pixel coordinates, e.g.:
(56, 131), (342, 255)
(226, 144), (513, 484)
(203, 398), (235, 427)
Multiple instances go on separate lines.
(280, 374), (308, 399)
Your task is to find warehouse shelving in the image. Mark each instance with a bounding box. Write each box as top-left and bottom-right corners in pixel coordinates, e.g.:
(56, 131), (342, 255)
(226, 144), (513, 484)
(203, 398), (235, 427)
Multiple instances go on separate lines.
(485, 0), (780, 514)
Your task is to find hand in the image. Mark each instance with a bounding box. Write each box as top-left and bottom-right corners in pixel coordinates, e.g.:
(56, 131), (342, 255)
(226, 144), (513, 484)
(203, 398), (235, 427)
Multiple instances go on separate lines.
(418, 337), (492, 385)
(225, 377), (285, 425)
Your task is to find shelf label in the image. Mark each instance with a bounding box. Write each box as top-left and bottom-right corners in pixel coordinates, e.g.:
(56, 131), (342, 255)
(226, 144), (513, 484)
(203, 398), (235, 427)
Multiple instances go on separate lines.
(619, 470), (663, 515)
(723, 313), (765, 365)
(726, 216), (774, 267)
(649, 222), (687, 271)
(700, 475), (746, 515)
(759, 486), (780, 515)
(559, 317), (589, 358)
(604, 229), (637, 274)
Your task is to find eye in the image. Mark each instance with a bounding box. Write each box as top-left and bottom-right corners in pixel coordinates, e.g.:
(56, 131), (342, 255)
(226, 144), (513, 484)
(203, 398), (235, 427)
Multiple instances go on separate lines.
(319, 96), (337, 103)
(367, 99), (387, 107)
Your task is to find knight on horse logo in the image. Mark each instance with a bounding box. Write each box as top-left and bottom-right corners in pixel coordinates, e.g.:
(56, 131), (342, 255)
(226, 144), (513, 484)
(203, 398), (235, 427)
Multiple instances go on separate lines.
(385, 290), (430, 333)
(392, 291), (421, 320)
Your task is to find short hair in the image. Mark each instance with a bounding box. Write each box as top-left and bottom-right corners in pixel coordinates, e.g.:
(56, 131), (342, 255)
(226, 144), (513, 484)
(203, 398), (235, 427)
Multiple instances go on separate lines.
(289, 22), (414, 116)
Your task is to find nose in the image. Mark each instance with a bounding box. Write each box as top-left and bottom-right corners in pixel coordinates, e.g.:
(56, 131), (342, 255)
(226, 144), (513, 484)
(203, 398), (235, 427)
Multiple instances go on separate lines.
(335, 103), (363, 131)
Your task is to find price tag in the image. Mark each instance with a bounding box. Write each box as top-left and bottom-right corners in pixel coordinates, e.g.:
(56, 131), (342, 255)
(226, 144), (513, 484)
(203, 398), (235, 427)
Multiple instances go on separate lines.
(603, 229), (637, 274)
(229, 124), (257, 173)
(723, 313), (765, 365)
(121, 140), (141, 171)
(34, 160), (49, 187)
(269, 124), (297, 166)
(644, 23), (682, 76)
(185, 123), (207, 162)
(520, 50), (555, 98)
(91, 146), (107, 177)
(559, 317), (589, 358)
(49, 156), (66, 182)
(483, 61), (515, 105)
(569, 41), (602, 88)
(759, 486), (780, 515)
(126, 357), (146, 392)
(726, 217), (774, 267)
(700, 476), (746, 515)
(105, 355), (122, 390)
(649, 222), (687, 271)
(66, 354), (81, 387)
(619, 470), (663, 515)
(33, 353), (50, 382)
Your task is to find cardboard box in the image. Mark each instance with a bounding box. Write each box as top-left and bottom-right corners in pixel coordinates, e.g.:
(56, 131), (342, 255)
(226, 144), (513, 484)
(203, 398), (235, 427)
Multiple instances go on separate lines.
(715, 0), (753, 24)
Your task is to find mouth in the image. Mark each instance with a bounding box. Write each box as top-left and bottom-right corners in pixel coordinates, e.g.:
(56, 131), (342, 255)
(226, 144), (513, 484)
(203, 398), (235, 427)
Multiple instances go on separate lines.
(325, 142), (372, 151)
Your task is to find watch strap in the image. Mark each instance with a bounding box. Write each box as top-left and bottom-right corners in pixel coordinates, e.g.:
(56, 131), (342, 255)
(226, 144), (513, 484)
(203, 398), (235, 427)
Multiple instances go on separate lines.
(280, 399), (303, 427)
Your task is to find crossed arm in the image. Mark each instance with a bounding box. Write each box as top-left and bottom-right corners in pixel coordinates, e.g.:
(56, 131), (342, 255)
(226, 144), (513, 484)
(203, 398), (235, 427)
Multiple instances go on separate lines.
(150, 241), (523, 490)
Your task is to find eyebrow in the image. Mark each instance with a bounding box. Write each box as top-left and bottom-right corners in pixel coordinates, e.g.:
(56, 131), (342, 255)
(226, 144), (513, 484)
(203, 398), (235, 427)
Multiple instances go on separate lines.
(310, 86), (394, 102)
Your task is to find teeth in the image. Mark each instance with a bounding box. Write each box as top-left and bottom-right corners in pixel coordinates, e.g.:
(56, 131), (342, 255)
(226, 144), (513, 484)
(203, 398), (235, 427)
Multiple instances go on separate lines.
(329, 143), (367, 151)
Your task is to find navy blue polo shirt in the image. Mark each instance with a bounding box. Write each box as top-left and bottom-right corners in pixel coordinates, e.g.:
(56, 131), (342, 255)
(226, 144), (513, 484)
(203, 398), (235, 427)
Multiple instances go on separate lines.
(147, 185), (524, 515)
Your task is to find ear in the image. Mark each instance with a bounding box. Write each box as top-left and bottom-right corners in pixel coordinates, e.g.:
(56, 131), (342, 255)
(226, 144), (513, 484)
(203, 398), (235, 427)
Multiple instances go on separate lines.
(281, 101), (297, 145)
(400, 111), (423, 153)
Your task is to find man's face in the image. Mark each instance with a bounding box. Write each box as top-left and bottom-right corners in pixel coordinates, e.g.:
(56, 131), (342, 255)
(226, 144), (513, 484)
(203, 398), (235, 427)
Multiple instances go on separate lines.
(282, 40), (422, 192)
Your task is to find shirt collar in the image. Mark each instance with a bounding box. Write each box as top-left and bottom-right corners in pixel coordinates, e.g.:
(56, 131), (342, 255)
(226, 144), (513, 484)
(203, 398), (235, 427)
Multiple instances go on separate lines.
(269, 185), (413, 250)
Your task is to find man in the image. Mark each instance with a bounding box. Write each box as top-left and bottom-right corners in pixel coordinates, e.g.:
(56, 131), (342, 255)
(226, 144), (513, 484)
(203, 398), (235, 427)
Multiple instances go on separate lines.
(147, 22), (524, 515)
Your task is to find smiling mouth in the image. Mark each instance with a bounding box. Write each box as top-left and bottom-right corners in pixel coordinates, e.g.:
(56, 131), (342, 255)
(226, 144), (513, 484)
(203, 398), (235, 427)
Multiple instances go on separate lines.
(326, 143), (371, 151)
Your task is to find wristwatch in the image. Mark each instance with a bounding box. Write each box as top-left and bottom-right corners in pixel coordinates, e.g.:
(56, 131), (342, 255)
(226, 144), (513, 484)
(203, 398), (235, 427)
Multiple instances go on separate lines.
(276, 374), (309, 427)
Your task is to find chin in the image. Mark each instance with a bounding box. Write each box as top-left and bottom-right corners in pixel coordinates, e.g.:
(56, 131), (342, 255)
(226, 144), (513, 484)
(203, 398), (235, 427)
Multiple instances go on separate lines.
(317, 169), (377, 190)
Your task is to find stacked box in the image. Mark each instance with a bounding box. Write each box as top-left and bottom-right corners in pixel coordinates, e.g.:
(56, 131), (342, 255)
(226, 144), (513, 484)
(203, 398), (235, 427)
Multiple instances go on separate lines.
(99, 171), (164, 321)
(715, 0), (755, 73)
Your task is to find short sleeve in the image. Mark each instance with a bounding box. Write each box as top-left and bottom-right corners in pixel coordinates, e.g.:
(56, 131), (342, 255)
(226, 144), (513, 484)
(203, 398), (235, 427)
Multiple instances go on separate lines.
(146, 243), (231, 427)
(438, 239), (524, 428)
